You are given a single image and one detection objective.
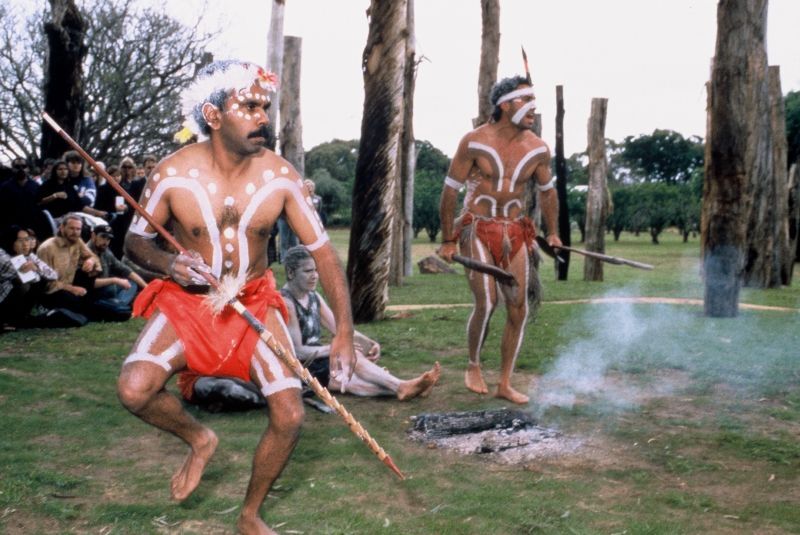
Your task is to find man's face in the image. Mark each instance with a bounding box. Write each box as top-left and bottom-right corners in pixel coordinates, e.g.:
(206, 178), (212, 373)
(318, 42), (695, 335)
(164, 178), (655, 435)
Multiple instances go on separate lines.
(217, 82), (272, 156)
(61, 218), (83, 244)
(67, 159), (83, 177)
(12, 159), (28, 179)
(504, 84), (537, 129)
(120, 162), (136, 181)
(144, 159), (156, 176)
(92, 234), (111, 252)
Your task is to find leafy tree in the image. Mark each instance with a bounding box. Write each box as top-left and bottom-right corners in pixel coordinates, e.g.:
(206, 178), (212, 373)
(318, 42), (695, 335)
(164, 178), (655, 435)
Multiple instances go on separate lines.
(413, 169), (444, 241)
(305, 139), (359, 184)
(311, 168), (348, 225)
(786, 90), (800, 167)
(415, 139), (449, 175)
(618, 129), (704, 184)
(607, 187), (634, 241)
(565, 152), (588, 186)
(0, 0), (214, 165)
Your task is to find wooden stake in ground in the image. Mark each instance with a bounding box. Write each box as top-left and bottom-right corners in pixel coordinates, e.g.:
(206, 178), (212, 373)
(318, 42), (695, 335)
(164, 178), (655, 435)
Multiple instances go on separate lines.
(584, 97), (609, 282)
(42, 112), (406, 481)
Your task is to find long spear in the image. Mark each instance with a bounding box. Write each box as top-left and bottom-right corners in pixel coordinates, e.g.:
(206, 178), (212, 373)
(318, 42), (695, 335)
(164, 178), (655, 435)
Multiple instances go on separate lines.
(535, 236), (654, 270)
(42, 112), (406, 480)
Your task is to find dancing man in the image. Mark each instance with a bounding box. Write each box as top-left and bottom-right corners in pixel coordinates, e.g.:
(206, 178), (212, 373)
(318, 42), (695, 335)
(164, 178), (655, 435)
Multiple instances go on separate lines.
(116, 60), (355, 535)
(438, 75), (562, 405)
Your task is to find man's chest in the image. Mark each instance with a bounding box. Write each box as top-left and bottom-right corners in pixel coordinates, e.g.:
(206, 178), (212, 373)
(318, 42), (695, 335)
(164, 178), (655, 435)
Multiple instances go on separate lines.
(467, 140), (546, 192)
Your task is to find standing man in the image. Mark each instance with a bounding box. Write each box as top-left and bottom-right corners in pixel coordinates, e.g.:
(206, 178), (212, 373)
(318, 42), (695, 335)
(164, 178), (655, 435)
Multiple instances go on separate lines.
(438, 75), (562, 405)
(117, 60), (355, 535)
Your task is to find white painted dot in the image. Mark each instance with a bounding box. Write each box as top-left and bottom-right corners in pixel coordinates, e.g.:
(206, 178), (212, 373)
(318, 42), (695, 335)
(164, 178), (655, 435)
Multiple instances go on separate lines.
(225, 243), (235, 253)
(144, 189), (151, 198)
(188, 168), (199, 178)
(166, 167), (177, 176)
(237, 95), (245, 102)
(280, 166), (289, 174)
(246, 183), (255, 195)
(263, 170), (275, 181)
(208, 183), (217, 194)
(237, 111), (244, 118)
(244, 114), (251, 120)
(152, 173), (160, 182)
(224, 260), (234, 269)
(245, 92), (252, 98)
(224, 196), (235, 206)
(231, 103), (240, 110)
(223, 227), (235, 239)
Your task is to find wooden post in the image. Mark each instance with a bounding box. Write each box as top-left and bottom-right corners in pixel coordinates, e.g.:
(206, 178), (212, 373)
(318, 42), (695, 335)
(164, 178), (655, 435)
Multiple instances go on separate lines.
(399, 0), (417, 279)
(347, 0), (407, 322)
(265, 0), (286, 151)
(279, 37), (303, 175)
(702, 0), (767, 317)
(784, 163), (800, 285)
(766, 66), (789, 287)
(583, 98), (608, 282)
(555, 85), (571, 280)
(473, 0), (499, 128)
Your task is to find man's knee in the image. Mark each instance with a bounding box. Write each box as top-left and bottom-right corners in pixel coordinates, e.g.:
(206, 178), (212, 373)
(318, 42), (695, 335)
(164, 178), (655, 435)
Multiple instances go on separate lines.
(117, 365), (162, 413)
(268, 394), (305, 434)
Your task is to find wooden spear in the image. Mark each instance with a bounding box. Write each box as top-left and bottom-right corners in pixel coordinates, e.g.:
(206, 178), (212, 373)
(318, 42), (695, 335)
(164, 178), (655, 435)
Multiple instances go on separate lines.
(42, 112), (406, 480)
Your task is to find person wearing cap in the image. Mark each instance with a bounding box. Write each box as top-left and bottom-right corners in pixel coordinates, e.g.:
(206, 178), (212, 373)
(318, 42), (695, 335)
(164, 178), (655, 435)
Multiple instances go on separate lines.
(437, 75), (562, 405)
(87, 223), (146, 320)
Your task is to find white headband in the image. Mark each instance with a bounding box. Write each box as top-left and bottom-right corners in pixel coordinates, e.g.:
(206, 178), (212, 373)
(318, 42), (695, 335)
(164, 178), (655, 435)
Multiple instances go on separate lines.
(495, 86), (536, 105)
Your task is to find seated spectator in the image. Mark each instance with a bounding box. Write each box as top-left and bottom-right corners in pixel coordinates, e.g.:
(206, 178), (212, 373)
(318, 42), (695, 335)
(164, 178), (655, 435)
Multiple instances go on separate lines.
(177, 245), (440, 412)
(108, 156), (145, 258)
(87, 224), (145, 319)
(36, 213), (102, 323)
(37, 159), (85, 220)
(0, 227), (57, 330)
(0, 157), (53, 241)
(33, 158), (56, 185)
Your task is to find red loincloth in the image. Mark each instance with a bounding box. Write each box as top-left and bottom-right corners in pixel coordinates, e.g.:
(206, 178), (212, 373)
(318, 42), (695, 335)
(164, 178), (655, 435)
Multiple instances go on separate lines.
(457, 212), (536, 268)
(133, 271), (288, 397)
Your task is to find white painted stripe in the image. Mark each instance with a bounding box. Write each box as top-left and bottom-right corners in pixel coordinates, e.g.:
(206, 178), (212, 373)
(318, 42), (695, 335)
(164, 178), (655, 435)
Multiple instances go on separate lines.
(135, 313), (167, 354)
(468, 142), (504, 192)
(135, 177), (222, 277)
(124, 352), (173, 372)
(262, 377), (302, 396)
(536, 178), (555, 192)
(511, 100), (537, 125)
(503, 199), (523, 218)
(509, 146), (547, 191)
(444, 176), (463, 190)
(127, 226), (158, 239)
(237, 177), (325, 279)
(509, 252), (530, 372)
(496, 87), (536, 105)
(466, 239), (494, 365)
(305, 232), (330, 252)
(256, 338), (286, 381)
(474, 195), (498, 217)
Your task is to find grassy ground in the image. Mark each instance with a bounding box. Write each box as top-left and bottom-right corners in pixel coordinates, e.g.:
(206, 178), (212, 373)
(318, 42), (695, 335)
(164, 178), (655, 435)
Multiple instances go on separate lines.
(1, 230), (799, 534)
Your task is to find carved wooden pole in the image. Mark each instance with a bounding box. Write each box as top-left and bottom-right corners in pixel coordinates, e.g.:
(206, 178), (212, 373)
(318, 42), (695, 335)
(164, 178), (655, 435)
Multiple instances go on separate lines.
(702, 0), (767, 316)
(473, 0), (500, 127)
(279, 36), (303, 175)
(555, 85), (571, 280)
(265, 0), (285, 151)
(584, 98), (608, 282)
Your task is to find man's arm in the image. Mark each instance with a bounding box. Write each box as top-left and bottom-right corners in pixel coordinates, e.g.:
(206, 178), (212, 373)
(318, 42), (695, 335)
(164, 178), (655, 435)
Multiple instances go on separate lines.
(533, 155), (563, 249)
(94, 276), (130, 289)
(438, 137), (471, 262)
(317, 293), (379, 361)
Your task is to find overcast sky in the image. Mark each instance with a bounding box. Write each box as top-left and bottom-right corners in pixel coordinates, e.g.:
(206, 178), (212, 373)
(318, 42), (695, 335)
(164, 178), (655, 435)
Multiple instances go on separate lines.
(15, 0), (800, 158)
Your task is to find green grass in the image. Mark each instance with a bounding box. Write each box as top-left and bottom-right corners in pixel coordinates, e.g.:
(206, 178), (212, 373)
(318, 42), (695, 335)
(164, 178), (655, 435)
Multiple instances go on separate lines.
(1, 229), (799, 534)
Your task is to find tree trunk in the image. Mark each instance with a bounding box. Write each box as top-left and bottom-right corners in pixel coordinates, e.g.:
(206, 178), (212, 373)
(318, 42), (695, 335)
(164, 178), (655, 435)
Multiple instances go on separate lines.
(702, 0), (767, 317)
(584, 98), (608, 282)
(473, 0), (499, 128)
(766, 67), (789, 287)
(784, 163), (800, 284)
(347, 0), (407, 322)
(399, 0), (417, 279)
(279, 36), (303, 175)
(555, 85), (571, 280)
(265, 0), (285, 152)
(742, 59), (778, 288)
(41, 0), (87, 160)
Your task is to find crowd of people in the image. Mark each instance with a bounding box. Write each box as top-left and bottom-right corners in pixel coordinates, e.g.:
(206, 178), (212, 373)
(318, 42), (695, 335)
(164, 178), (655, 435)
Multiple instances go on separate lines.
(0, 151), (157, 330)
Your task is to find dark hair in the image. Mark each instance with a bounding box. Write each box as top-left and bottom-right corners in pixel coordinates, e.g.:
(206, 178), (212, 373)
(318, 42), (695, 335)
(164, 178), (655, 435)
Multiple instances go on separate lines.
(283, 245), (313, 278)
(49, 159), (68, 181)
(190, 60), (249, 136)
(489, 75), (530, 122)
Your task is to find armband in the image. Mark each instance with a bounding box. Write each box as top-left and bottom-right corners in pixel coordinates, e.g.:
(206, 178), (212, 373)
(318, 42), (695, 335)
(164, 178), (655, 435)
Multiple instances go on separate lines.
(536, 178), (555, 192)
(444, 176), (464, 191)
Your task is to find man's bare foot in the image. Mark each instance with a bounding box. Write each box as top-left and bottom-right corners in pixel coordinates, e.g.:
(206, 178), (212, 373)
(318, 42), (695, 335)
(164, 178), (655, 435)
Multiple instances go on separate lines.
(465, 363), (488, 394)
(397, 362), (441, 401)
(237, 513), (277, 535)
(170, 428), (218, 501)
(495, 384), (529, 405)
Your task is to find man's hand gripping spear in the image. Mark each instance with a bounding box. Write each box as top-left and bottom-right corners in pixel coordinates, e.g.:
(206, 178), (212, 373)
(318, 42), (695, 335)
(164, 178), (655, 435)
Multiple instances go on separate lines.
(43, 112), (406, 480)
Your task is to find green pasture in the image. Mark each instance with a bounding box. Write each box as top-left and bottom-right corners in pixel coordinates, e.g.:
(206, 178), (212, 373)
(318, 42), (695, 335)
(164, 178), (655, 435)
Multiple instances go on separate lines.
(1, 229), (799, 534)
